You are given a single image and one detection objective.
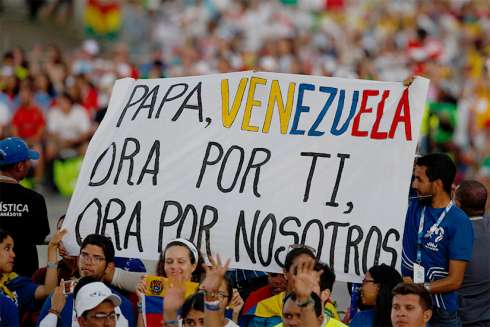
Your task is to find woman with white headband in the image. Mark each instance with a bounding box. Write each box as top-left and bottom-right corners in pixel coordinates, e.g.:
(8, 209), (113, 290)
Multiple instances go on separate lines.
(106, 238), (204, 293)
(156, 238), (204, 283)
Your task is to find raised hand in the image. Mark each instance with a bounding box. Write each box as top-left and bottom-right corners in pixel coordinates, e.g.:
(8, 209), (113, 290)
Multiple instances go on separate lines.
(229, 288), (244, 323)
(163, 276), (186, 316)
(135, 275), (147, 300)
(403, 76), (415, 87)
(294, 261), (322, 301)
(200, 254), (230, 294)
(48, 228), (67, 249)
(51, 280), (66, 314)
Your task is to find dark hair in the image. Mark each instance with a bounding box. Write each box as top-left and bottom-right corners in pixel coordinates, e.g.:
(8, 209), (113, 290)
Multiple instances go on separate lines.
(316, 262), (335, 293)
(368, 264), (402, 327)
(392, 283), (432, 311)
(59, 91), (74, 104)
(80, 234), (115, 263)
(0, 229), (13, 243)
(284, 292), (323, 317)
(284, 247), (316, 272)
(0, 162), (21, 172)
(35, 71), (56, 97)
(455, 180), (487, 217)
(415, 153), (456, 195)
(157, 240), (205, 282)
(181, 292), (204, 318)
(73, 276), (100, 298)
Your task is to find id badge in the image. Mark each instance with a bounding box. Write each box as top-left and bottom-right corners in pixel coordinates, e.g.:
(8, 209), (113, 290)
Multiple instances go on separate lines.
(413, 263), (425, 284)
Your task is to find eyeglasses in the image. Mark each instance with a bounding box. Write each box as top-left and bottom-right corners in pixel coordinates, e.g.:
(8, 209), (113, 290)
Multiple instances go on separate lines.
(288, 244), (317, 254)
(183, 317), (204, 326)
(215, 291), (229, 300)
(87, 312), (120, 321)
(197, 289), (229, 300)
(79, 252), (106, 264)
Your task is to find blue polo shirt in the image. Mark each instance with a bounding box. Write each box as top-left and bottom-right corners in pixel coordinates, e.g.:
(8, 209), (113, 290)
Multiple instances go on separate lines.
(402, 200), (473, 311)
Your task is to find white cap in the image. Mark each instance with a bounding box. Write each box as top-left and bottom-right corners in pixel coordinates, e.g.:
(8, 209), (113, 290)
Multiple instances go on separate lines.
(75, 282), (121, 317)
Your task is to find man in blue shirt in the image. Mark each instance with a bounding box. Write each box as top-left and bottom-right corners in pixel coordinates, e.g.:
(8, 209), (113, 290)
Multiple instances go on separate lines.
(402, 153), (473, 327)
(37, 234), (135, 326)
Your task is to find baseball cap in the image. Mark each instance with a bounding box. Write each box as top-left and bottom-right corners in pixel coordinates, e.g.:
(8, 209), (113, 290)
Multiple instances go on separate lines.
(75, 282), (121, 317)
(0, 137), (40, 165)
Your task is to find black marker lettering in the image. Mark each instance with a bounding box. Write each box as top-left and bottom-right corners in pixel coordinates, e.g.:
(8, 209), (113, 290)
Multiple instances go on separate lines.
(300, 152), (331, 202)
(114, 138), (140, 185)
(124, 201), (143, 252)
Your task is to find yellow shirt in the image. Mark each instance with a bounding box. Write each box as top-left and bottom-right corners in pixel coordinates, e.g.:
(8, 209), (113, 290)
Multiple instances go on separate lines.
(252, 291), (340, 320)
(274, 316), (347, 327)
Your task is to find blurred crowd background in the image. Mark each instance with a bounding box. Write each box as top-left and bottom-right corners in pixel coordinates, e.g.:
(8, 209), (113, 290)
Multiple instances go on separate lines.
(0, 0), (489, 210)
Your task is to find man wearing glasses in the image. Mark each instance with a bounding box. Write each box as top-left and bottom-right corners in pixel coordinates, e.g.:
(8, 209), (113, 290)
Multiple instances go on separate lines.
(74, 280), (121, 327)
(37, 234), (135, 326)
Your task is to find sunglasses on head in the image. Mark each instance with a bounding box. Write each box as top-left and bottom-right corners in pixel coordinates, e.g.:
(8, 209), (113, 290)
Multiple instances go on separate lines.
(288, 243), (317, 254)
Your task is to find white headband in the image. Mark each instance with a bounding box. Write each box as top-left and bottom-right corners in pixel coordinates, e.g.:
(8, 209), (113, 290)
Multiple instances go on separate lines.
(170, 238), (199, 262)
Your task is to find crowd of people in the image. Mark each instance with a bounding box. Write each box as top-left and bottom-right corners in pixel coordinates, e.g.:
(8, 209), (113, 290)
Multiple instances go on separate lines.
(1, 138), (489, 326)
(0, 0), (489, 326)
(0, 0), (489, 196)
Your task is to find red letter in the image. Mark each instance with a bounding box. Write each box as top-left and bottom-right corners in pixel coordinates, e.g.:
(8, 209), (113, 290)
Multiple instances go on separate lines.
(351, 89), (379, 137)
(370, 90), (390, 139)
(388, 88), (412, 140)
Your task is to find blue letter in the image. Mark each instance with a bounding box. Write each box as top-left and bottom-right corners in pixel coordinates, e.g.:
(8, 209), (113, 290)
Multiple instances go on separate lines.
(290, 83), (315, 135)
(331, 90), (358, 136)
(308, 86), (337, 136)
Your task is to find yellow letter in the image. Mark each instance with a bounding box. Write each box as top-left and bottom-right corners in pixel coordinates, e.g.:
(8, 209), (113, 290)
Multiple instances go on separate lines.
(241, 77), (267, 132)
(221, 78), (248, 128)
(263, 80), (296, 134)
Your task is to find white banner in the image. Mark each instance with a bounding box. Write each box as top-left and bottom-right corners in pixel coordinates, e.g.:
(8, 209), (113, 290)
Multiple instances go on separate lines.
(62, 71), (429, 282)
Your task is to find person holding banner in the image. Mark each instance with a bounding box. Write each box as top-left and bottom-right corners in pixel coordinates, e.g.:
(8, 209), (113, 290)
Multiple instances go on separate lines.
(402, 153), (474, 326)
(0, 228), (65, 319)
(37, 234), (135, 326)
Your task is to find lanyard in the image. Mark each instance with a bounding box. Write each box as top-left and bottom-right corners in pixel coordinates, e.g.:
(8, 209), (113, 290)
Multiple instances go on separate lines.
(416, 201), (453, 264)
